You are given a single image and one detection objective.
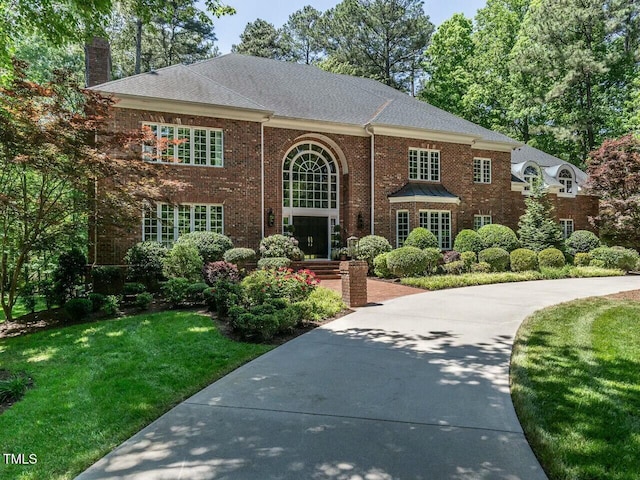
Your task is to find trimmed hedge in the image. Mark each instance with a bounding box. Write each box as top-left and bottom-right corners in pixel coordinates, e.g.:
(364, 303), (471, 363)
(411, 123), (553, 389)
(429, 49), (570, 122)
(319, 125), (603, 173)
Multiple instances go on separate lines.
(478, 247), (510, 272)
(176, 231), (233, 263)
(373, 252), (392, 278)
(423, 247), (443, 275)
(574, 252), (592, 267)
(404, 227), (438, 249)
(453, 229), (484, 253)
(538, 248), (566, 268)
(257, 257), (291, 270)
(223, 247), (256, 267)
(590, 246), (638, 271)
(460, 251), (477, 268)
(510, 248), (538, 272)
(565, 230), (600, 256)
(478, 224), (519, 252)
(356, 235), (393, 268)
(386, 246), (428, 278)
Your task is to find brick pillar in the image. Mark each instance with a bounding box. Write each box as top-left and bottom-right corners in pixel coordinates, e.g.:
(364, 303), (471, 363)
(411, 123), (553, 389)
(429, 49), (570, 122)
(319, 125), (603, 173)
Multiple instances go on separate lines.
(84, 37), (111, 87)
(339, 260), (368, 307)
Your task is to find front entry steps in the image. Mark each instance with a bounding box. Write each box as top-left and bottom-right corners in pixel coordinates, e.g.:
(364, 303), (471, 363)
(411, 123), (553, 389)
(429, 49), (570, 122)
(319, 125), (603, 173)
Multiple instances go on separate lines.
(291, 260), (341, 280)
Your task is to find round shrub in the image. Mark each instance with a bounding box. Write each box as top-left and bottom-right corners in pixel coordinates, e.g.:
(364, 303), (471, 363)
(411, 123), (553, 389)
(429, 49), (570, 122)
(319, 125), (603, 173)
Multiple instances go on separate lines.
(134, 292), (153, 311)
(259, 234), (304, 260)
(64, 298), (92, 322)
(404, 227), (438, 249)
(101, 295), (119, 316)
(510, 248), (538, 272)
(373, 252), (392, 278)
(176, 231), (233, 263)
(478, 224), (519, 252)
(589, 259), (606, 268)
(443, 260), (466, 275)
(385, 246), (428, 278)
(472, 261), (492, 273)
(423, 247), (444, 275)
(590, 246), (639, 271)
(186, 282), (209, 302)
(257, 257), (291, 270)
(460, 251), (477, 268)
(122, 282), (146, 295)
(478, 247), (510, 272)
(202, 261), (240, 286)
(223, 247), (256, 267)
(565, 230), (600, 256)
(443, 250), (461, 264)
(88, 293), (106, 313)
(574, 252), (592, 267)
(162, 277), (191, 307)
(453, 229), (484, 253)
(162, 243), (204, 281)
(538, 248), (566, 268)
(124, 242), (168, 285)
(356, 235), (392, 268)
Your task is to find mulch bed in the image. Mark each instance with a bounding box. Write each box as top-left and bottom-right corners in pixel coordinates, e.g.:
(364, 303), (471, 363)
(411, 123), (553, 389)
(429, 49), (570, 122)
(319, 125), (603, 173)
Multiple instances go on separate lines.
(604, 289), (640, 301)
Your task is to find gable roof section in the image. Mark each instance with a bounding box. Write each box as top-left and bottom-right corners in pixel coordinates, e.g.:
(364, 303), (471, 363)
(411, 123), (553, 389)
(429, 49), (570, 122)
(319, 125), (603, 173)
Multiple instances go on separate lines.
(92, 54), (521, 147)
(511, 145), (588, 184)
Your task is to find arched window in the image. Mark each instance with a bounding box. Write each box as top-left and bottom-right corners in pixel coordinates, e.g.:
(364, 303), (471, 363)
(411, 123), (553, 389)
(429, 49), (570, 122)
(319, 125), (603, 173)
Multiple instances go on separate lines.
(283, 143), (338, 209)
(523, 165), (539, 192)
(558, 168), (574, 194)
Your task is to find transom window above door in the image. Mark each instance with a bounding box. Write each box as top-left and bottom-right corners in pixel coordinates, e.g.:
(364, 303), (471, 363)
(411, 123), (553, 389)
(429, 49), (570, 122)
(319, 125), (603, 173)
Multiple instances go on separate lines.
(283, 143), (338, 210)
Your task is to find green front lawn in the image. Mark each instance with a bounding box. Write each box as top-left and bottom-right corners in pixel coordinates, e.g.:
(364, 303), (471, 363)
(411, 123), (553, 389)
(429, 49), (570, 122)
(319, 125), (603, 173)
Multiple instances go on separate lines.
(0, 297), (48, 322)
(511, 298), (640, 480)
(0, 311), (271, 480)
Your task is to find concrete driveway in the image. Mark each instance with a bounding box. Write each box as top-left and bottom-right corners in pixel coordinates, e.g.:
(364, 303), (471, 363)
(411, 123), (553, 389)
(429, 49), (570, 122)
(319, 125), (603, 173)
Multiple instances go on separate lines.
(76, 276), (639, 480)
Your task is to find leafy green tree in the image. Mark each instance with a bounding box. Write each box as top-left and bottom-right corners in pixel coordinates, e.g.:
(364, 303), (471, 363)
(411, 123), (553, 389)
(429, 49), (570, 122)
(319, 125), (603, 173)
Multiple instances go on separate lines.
(420, 13), (473, 117)
(281, 5), (325, 64)
(323, 0), (434, 92)
(232, 19), (286, 59)
(517, 181), (563, 252)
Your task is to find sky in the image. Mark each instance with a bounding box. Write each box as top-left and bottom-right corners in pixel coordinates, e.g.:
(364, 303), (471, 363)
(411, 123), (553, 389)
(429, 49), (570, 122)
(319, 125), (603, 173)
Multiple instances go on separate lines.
(211, 0), (488, 54)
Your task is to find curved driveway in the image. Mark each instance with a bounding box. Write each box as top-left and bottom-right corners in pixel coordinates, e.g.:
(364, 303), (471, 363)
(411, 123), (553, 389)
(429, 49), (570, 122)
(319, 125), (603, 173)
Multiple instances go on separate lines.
(77, 276), (639, 480)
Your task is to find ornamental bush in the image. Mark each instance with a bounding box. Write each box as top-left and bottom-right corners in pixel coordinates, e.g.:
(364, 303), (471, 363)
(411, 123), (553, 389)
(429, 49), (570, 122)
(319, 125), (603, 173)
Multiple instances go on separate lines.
(241, 268), (319, 305)
(223, 247), (256, 267)
(538, 248), (566, 268)
(162, 277), (192, 307)
(91, 266), (124, 295)
(478, 247), (510, 272)
(373, 252), (392, 278)
(257, 257), (291, 270)
(460, 251), (477, 268)
(564, 230), (601, 256)
(162, 243), (203, 281)
(386, 246), (428, 278)
(590, 246), (638, 271)
(478, 224), (519, 252)
(574, 252), (592, 267)
(423, 248), (443, 275)
(64, 298), (92, 322)
(176, 231), (233, 263)
(404, 227), (438, 249)
(134, 292), (153, 311)
(259, 234), (304, 260)
(472, 261), (492, 273)
(52, 248), (87, 305)
(443, 250), (461, 264)
(122, 282), (146, 295)
(124, 242), (168, 287)
(442, 260), (466, 275)
(356, 235), (392, 269)
(202, 261), (240, 286)
(510, 248), (538, 272)
(88, 293), (106, 312)
(453, 229), (484, 253)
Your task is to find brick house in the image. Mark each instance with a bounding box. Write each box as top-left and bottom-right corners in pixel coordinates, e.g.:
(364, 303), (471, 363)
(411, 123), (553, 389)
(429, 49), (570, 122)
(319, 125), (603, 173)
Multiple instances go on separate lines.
(87, 42), (597, 264)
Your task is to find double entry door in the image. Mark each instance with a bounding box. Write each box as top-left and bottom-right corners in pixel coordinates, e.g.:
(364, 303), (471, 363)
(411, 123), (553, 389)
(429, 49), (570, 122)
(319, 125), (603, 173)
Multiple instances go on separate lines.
(293, 216), (328, 259)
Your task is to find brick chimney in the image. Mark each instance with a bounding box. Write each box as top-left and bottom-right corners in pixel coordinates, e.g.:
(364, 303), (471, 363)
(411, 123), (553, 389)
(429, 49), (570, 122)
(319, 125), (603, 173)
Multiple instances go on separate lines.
(84, 37), (111, 87)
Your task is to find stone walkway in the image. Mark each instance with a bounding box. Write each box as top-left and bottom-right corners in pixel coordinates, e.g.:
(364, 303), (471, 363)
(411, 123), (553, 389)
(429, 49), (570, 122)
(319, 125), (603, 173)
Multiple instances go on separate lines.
(321, 278), (423, 304)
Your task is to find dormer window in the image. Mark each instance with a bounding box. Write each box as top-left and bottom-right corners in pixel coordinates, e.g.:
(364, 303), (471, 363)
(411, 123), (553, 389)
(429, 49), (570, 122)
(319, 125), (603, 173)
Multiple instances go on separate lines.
(558, 168), (574, 195)
(523, 165), (540, 192)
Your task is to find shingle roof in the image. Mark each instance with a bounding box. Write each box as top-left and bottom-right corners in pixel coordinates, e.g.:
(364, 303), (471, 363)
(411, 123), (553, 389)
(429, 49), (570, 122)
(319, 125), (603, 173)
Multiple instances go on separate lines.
(388, 182), (459, 199)
(511, 145), (588, 184)
(92, 53), (520, 145)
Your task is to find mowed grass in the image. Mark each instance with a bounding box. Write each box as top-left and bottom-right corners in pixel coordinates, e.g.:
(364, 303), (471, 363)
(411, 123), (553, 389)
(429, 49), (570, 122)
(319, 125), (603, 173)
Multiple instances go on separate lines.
(511, 298), (640, 480)
(0, 297), (47, 322)
(0, 311), (272, 480)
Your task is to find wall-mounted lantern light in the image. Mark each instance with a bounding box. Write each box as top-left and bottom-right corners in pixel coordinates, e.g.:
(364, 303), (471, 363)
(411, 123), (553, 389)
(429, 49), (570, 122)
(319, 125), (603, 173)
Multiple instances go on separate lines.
(267, 208), (275, 227)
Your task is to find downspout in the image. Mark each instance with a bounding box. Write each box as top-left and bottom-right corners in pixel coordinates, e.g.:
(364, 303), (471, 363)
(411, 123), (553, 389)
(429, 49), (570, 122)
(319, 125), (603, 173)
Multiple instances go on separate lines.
(261, 119), (266, 239)
(365, 124), (375, 235)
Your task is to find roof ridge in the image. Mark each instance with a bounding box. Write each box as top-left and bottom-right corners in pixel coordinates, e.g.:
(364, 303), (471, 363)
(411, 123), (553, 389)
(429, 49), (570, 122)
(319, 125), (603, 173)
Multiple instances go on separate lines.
(88, 63), (184, 89)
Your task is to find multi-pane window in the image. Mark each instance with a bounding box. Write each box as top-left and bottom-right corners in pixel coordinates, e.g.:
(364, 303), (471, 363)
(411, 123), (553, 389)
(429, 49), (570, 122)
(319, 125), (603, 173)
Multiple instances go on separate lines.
(142, 123), (223, 166)
(474, 215), (492, 230)
(283, 143), (338, 210)
(560, 219), (574, 240)
(558, 168), (574, 194)
(473, 158), (491, 184)
(143, 203), (224, 247)
(419, 210), (451, 250)
(409, 148), (440, 182)
(523, 165), (539, 192)
(396, 210), (409, 247)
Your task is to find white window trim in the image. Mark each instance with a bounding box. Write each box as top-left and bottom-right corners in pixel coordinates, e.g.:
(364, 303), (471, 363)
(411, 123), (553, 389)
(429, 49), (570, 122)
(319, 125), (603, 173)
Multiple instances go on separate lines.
(523, 163), (541, 194)
(473, 215), (492, 230)
(409, 147), (440, 182)
(396, 210), (410, 248)
(473, 157), (492, 184)
(558, 168), (576, 197)
(142, 122), (224, 167)
(419, 209), (452, 250)
(142, 203), (224, 246)
(560, 218), (574, 240)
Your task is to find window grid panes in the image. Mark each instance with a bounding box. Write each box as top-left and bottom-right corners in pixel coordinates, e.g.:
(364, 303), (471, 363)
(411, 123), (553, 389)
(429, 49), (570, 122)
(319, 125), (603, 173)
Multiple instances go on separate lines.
(143, 204), (223, 247)
(559, 169), (574, 194)
(409, 148), (440, 181)
(560, 219), (574, 239)
(419, 210), (452, 250)
(396, 211), (409, 247)
(142, 123), (223, 167)
(523, 165), (539, 192)
(283, 143), (338, 210)
(474, 158), (491, 183)
(474, 215), (492, 230)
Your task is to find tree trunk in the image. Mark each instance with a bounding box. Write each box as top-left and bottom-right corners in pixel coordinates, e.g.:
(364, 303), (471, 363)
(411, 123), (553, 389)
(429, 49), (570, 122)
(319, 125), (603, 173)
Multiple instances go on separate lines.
(135, 18), (143, 75)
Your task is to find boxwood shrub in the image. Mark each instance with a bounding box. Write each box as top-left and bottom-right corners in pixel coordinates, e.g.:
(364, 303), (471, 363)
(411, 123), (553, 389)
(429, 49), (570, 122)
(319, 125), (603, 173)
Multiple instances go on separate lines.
(453, 229), (484, 253)
(257, 257), (291, 270)
(478, 247), (510, 272)
(442, 260), (466, 275)
(423, 247), (443, 275)
(386, 246), (428, 278)
(223, 247), (256, 267)
(373, 252), (392, 278)
(538, 248), (566, 268)
(460, 251), (477, 268)
(404, 227), (438, 249)
(124, 241), (168, 288)
(64, 298), (92, 322)
(356, 235), (392, 268)
(565, 230), (600, 256)
(162, 243), (204, 281)
(510, 248), (538, 272)
(259, 234), (304, 260)
(590, 246), (638, 271)
(478, 224), (519, 252)
(574, 252), (592, 267)
(176, 231), (233, 262)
